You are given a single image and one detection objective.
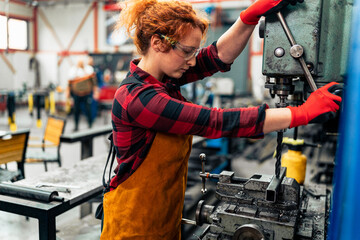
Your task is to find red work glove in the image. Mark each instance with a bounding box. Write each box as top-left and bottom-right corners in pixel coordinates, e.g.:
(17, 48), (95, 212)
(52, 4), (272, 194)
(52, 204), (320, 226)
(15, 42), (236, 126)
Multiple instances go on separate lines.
(287, 82), (343, 128)
(240, 0), (304, 25)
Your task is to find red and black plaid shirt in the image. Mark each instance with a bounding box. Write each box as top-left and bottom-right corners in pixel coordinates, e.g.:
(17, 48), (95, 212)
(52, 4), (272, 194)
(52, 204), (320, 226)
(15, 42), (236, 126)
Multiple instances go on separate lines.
(110, 42), (268, 188)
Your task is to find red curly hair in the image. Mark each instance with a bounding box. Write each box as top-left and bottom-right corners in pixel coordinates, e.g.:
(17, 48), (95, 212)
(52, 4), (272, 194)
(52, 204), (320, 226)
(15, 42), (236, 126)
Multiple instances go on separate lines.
(116, 0), (209, 55)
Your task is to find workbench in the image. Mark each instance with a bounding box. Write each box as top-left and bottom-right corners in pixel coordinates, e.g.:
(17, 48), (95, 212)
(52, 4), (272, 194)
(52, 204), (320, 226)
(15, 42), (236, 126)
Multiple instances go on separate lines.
(0, 154), (107, 240)
(60, 125), (112, 159)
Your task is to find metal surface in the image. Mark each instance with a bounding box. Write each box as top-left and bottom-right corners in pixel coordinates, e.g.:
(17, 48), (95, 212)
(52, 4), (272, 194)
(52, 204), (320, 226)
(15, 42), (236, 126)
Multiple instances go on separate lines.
(276, 11), (296, 46)
(265, 78), (292, 181)
(289, 44), (303, 59)
(199, 153), (207, 194)
(181, 218), (197, 225)
(262, 0), (353, 85)
(196, 200), (215, 226)
(266, 167), (285, 202)
(274, 131), (283, 178)
(195, 170), (327, 240)
(36, 183), (76, 193)
(262, 0), (323, 78)
(60, 125), (112, 159)
(318, 0), (353, 83)
(276, 11), (317, 92)
(265, 78), (294, 100)
(0, 183), (63, 202)
(233, 224), (265, 240)
(0, 154), (108, 240)
(274, 48), (285, 58)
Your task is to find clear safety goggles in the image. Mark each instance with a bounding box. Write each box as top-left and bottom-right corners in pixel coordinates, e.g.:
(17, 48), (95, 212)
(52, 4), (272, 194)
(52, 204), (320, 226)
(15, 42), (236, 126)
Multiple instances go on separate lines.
(159, 34), (200, 61)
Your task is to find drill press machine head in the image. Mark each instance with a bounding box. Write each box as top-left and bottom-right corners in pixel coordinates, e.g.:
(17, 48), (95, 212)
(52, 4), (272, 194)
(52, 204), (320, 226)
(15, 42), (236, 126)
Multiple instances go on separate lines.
(260, 0), (351, 102)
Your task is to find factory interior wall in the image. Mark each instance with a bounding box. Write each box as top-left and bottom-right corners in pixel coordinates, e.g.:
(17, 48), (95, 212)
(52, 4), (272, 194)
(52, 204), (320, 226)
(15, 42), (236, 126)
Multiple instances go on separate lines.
(0, 1), (257, 98)
(34, 2), (119, 92)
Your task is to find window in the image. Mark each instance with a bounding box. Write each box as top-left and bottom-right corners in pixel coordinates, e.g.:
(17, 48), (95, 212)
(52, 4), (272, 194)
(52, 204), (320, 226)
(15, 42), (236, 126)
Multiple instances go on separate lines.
(0, 15), (28, 50)
(0, 15), (6, 49)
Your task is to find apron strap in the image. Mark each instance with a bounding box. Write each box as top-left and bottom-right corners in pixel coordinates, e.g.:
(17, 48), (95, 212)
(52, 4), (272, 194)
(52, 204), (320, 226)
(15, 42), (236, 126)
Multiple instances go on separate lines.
(101, 75), (143, 190)
(96, 75), (146, 222)
(101, 133), (116, 191)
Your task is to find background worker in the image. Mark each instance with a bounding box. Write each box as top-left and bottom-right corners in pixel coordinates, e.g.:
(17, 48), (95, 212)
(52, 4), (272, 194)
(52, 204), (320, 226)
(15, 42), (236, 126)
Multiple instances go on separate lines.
(67, 58), (98, 131)
(101, 0), (342, 239)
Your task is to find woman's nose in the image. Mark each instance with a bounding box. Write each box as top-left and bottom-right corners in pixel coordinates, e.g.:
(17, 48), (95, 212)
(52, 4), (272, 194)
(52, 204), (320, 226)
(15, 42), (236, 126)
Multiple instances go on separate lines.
(186, 56), (196, 67)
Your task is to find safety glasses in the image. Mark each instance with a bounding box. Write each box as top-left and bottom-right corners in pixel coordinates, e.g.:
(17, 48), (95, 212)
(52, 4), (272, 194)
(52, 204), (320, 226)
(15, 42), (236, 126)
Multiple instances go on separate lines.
(159, 34), (200, 61)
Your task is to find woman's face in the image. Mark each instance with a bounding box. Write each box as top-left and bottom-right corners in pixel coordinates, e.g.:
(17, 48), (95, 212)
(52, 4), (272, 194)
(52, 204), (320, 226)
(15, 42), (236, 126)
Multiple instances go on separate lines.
(159, 27), (203, 79)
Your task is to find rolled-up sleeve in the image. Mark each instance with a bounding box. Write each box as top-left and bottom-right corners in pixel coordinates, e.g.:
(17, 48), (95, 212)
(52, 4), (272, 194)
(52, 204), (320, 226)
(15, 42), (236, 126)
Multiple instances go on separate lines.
(178, 41), (232, 85)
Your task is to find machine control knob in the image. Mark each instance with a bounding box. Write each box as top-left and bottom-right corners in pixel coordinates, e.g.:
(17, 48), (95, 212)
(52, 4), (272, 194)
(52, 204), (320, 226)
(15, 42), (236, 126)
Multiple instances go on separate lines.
(274, 47), (285, 58)
(290, 44), (304, 58)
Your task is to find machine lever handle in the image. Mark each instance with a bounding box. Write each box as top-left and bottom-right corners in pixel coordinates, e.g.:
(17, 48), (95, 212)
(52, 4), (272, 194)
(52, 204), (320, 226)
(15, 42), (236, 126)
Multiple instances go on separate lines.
(199, 153), (207, 194)
(276, 11), (318, 92)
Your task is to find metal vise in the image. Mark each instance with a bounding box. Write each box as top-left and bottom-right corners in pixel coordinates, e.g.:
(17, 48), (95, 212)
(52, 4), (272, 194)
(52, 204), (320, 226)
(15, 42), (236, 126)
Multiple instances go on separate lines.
(195, 170), (327, 240)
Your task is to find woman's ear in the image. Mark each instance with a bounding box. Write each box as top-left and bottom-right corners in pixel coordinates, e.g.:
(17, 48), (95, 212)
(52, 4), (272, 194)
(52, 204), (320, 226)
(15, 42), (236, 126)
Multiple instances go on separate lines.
(150, 35), (169, 53)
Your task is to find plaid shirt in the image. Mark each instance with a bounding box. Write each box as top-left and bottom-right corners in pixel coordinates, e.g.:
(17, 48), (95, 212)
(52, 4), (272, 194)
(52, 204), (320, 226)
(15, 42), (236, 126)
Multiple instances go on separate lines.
(110, 42), (268, 188)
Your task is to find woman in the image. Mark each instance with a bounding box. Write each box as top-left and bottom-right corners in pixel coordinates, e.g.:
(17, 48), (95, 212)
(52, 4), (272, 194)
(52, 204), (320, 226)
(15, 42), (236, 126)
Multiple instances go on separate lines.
(101, 0), (341, 239)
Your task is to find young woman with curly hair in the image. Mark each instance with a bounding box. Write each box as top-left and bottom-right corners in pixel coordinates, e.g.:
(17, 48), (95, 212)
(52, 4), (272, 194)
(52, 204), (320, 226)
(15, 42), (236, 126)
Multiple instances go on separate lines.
(101, 0), (342, 239)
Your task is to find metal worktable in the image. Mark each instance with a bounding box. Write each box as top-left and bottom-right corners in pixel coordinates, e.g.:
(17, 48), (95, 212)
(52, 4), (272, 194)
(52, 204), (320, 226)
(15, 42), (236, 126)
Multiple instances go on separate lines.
(0, 154), (107, 240)
(60, 125), (112, 159)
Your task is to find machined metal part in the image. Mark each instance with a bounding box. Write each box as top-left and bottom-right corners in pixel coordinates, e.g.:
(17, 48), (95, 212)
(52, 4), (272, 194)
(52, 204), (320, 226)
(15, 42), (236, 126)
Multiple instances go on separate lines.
(290, 44), (304, 58)
(199, 172), (220, 180)
(265, 77), (291, 178)
(265, 78), (294, 100)
(274, 131), (284, 181)
(199, 153), (207, 194)
(35, 182), (78, 193)
(276, 11), (296, 46)
(195, 170), (327, 240)
(265, 76), (292, 170)
(266, 167), (286, 202)
(276, 12), (318, 92)
(196, 200), (215, 226)
(274, 48), (285, 58)
(181, 218), (197, 225)
(233, 224), (265, 240)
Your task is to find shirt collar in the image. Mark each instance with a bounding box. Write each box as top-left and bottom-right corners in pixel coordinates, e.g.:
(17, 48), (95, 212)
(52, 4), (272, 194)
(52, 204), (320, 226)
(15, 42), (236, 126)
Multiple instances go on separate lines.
(129, 59), (165, 86)
(129, 59), (179, 89)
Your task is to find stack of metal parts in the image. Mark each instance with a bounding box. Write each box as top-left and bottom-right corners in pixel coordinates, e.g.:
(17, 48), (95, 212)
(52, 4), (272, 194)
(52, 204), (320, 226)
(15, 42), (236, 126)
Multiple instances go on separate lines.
(195, 169), (327, 240)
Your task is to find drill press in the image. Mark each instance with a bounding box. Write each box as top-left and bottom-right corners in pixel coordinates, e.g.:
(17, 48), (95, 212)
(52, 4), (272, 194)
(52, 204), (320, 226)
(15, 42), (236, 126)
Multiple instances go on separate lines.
(187, 0), (352, 239)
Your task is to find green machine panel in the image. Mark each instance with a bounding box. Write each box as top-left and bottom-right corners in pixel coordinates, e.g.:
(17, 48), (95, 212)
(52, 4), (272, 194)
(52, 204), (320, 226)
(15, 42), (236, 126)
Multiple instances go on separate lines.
(262, 0), (353, 84)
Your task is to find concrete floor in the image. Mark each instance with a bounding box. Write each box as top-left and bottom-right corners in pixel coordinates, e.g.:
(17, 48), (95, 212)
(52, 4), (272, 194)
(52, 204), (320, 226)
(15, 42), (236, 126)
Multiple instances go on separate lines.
(0, 107), (288, 240)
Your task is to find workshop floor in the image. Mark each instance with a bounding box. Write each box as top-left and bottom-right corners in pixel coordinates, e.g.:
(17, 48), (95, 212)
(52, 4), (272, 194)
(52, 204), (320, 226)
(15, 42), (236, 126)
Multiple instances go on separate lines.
(0, 107), (281, 240)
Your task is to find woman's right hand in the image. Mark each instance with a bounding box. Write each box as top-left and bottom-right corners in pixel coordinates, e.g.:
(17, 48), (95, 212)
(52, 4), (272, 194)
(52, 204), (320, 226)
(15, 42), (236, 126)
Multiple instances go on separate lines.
(240, 0), (304, 25)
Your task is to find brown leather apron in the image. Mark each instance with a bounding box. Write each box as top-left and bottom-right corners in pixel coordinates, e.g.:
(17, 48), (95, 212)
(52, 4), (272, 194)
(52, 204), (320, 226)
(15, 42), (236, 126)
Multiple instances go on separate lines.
(101, 132), (193, 240)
